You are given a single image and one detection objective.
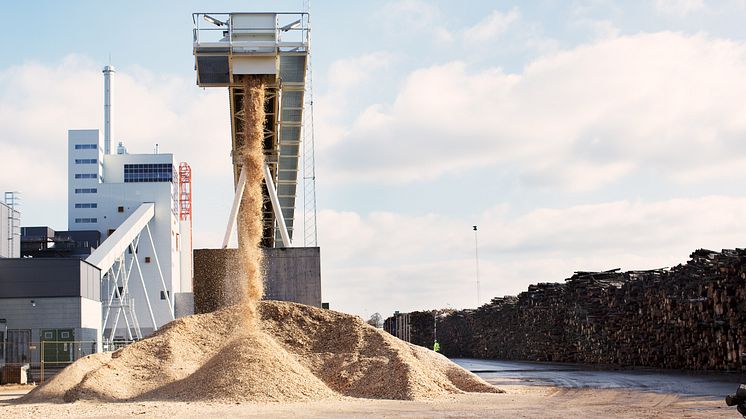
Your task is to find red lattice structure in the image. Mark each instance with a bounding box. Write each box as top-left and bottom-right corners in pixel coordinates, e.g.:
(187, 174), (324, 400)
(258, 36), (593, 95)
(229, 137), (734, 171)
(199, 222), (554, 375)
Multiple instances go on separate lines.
(179, 163), (193, 256)
(179, 162), (192, 221)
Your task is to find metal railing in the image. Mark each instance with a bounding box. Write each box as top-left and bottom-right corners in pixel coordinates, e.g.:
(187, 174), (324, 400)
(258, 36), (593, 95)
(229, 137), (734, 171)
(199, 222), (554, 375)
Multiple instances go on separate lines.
(102, 339), (136, 352)
(39, 341), (97, 383)
(1, 341), (98, 383)
(192, 12), (310, 52)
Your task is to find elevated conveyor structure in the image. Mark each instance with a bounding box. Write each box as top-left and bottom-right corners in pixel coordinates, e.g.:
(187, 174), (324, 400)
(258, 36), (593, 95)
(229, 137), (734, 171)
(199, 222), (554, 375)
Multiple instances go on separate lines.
(193, 12), (309, 248)
(86, 203), (175, 343)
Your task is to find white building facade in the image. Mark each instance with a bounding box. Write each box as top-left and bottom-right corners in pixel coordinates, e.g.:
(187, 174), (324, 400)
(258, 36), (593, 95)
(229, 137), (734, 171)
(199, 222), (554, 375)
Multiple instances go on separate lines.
(68, 129), (192, 339)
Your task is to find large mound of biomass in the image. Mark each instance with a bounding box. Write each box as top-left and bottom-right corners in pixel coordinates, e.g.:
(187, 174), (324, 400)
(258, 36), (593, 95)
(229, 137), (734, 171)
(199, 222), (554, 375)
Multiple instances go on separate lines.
(21, 75), (500, 405)
(22, 301), (500, 403)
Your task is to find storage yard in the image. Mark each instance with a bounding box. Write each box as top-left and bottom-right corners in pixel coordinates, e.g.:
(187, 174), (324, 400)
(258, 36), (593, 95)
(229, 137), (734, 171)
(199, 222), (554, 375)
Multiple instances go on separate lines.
(386, 248), (746, 371)
(2, 3), (746, 418)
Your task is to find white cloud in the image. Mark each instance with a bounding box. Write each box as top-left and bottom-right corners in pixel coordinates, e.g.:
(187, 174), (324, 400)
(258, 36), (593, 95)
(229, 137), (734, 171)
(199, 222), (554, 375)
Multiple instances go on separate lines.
(463, 8), (520, 43)
(321, 32), (746, 191)
(379, 0), (454, 43)
(319, 195), (746, 317)
(314, 52), (394, 151)
(655, 0), (707, 16)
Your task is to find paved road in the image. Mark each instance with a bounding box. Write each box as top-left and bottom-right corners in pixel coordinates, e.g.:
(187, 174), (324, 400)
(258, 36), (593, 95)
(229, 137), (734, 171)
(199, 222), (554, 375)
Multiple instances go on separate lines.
(454, 358), (745, 398)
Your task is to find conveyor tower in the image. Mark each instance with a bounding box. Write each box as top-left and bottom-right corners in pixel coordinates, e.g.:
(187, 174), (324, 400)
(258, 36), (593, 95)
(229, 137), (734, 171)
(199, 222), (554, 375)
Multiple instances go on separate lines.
(193, 12), (309, 248)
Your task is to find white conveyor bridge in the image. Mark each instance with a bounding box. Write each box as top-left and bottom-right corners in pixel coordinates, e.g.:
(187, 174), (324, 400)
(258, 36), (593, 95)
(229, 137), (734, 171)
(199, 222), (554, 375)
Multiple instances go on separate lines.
(86, 203), (175, 343)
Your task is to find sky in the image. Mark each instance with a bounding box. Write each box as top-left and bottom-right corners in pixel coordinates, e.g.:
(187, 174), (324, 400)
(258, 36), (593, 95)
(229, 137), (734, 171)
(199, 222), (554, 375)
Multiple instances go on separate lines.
(3, 0), (746, 319)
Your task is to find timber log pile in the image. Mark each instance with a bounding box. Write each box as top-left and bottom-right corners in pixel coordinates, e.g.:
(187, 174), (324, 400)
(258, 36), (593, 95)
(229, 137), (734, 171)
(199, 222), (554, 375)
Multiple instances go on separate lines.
(385, 248), (746, 371)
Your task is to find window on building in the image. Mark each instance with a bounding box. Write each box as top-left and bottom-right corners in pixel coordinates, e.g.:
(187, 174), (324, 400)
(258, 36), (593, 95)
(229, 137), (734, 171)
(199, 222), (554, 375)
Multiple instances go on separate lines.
(74, 159), (97, 164)
(116, 286), (124, 298)
(74, 144), (98, 150)
(145, 256), (151, 263)
(160, 290), (170, 300)
(118, 206), (124, 213)
(74, 218), (98, 223)
(75, 203), (98, 208)
(123, 163), (175, 183)
(74, 173), (98, 179)
(74, 188), (97, 194)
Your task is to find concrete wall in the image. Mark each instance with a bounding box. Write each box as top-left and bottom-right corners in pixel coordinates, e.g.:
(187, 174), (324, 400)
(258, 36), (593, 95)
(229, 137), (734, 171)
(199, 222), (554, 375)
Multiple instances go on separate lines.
(263, 247), (321, 307)
(193, 247), (321, 314)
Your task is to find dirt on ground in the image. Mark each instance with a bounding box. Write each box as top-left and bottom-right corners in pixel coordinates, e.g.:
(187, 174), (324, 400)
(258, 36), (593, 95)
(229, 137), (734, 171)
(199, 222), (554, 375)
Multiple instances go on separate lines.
(1, 384), (731, 418)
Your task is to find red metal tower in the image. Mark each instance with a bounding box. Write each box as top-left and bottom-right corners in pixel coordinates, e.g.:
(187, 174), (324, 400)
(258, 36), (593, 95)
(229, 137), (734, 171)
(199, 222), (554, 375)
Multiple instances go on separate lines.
(179, 162), (193, 251)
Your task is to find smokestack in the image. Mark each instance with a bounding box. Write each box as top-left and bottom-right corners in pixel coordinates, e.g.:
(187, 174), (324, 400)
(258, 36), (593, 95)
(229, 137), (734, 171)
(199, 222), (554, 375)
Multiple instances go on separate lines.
(102, 65), (115, 155)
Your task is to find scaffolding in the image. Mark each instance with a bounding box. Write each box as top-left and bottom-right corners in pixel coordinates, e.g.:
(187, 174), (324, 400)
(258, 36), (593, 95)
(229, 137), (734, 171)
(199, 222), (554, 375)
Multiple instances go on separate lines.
(302, 0), (318, 247)
(179, 163), (192, 222)
(4, 191), (21, 258)
(179, 162), (193, 239)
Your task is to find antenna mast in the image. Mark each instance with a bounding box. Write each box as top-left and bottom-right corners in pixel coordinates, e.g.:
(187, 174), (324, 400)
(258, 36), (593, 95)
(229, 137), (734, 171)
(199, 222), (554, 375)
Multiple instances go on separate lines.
(302, 0), (319, 247)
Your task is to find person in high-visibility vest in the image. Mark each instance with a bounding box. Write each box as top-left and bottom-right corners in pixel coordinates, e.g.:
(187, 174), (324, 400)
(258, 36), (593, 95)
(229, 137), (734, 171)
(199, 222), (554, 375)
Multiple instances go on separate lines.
(433, 340), (440, 352)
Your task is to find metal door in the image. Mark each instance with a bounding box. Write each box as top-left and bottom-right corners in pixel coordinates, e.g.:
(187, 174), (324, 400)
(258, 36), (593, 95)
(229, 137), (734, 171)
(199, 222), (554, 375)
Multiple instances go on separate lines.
(41, 329), (74, 363)
(5, 329), (31, 364)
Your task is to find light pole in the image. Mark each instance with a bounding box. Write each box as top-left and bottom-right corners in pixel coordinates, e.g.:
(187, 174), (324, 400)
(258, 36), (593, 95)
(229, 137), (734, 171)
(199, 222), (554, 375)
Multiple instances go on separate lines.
(473, 225), (481, 307)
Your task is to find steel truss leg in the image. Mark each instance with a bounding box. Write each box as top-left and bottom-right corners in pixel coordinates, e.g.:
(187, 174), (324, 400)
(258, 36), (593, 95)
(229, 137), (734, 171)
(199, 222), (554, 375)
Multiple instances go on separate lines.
(222, 165), (248, 248)
(263, 163), (292, 247)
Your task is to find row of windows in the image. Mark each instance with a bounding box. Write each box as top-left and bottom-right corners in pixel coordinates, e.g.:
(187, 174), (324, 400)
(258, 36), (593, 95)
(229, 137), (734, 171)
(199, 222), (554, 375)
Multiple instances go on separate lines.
(74, 173), (98, 179)
(43, 330), (71, 339)
(125, 163), (173, 169)
(124, 163), (174, 183)
(74, 144), (98, 150)
(75, 159), (97, 164)
(75, 188), (97, 194)
(75, 203), (98, 208)
(74, 218), (97, 223)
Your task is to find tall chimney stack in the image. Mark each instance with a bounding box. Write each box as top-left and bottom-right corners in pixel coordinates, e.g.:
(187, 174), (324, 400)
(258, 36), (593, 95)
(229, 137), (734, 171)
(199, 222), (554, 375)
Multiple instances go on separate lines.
(102, 65), (115, 155)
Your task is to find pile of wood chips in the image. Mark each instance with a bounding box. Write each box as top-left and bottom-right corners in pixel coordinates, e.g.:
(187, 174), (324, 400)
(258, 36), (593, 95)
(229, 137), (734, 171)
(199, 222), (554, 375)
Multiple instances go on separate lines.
(21, 301), (500, 403)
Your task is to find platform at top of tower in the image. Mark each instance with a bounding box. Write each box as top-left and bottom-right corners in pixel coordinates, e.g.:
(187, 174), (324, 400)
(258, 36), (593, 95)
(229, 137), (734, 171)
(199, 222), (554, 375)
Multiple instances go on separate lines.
(193, 12), (309, 87)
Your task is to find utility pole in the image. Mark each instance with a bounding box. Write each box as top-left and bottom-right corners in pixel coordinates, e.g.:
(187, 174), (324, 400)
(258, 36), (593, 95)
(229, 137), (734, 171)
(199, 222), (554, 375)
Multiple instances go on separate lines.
(473, 225), (480, 307)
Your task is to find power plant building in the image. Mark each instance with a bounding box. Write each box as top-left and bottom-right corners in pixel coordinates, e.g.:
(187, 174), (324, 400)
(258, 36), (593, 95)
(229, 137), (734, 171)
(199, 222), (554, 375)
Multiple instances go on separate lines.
(67, 129), (193, 339)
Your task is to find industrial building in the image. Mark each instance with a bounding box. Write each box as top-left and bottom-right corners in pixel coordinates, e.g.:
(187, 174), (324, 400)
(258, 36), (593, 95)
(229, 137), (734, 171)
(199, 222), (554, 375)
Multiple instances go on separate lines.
(67, 127), (193, 339)
(0, 258), (101, 367)
(0, 65), (194, 369)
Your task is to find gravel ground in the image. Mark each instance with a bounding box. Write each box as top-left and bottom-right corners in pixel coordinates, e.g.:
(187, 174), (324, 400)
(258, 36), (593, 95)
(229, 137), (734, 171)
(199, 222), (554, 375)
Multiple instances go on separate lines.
(0, 384), (732, 418)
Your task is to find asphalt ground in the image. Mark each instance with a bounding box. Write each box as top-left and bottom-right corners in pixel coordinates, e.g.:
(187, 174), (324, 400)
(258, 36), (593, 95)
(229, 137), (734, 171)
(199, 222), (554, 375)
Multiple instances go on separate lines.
(455, 358), (745, 398)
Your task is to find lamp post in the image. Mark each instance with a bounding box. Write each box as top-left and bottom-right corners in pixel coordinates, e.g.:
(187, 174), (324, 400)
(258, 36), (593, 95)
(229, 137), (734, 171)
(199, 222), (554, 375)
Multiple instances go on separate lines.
(473, 225), (480, 307)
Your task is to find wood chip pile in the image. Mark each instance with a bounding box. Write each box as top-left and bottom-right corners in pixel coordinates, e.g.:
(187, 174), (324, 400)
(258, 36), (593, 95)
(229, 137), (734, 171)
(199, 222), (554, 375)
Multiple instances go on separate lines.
(387, 248), (746, 371)
(19, 73), (502, 405)
(21, 301), (501, 404)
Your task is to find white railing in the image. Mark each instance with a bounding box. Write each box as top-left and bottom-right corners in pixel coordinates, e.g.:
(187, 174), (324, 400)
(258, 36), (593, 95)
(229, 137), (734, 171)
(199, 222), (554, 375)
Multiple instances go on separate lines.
(192, 12), (310, 53)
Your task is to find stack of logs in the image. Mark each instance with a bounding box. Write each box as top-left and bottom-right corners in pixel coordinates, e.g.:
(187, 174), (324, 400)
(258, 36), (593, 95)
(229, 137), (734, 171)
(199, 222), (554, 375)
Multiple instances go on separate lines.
(385, 248), (746, 371)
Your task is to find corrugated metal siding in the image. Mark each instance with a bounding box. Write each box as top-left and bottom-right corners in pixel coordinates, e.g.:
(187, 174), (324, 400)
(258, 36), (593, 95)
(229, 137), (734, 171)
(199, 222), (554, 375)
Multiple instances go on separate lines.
(0, 259), (101, 300)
